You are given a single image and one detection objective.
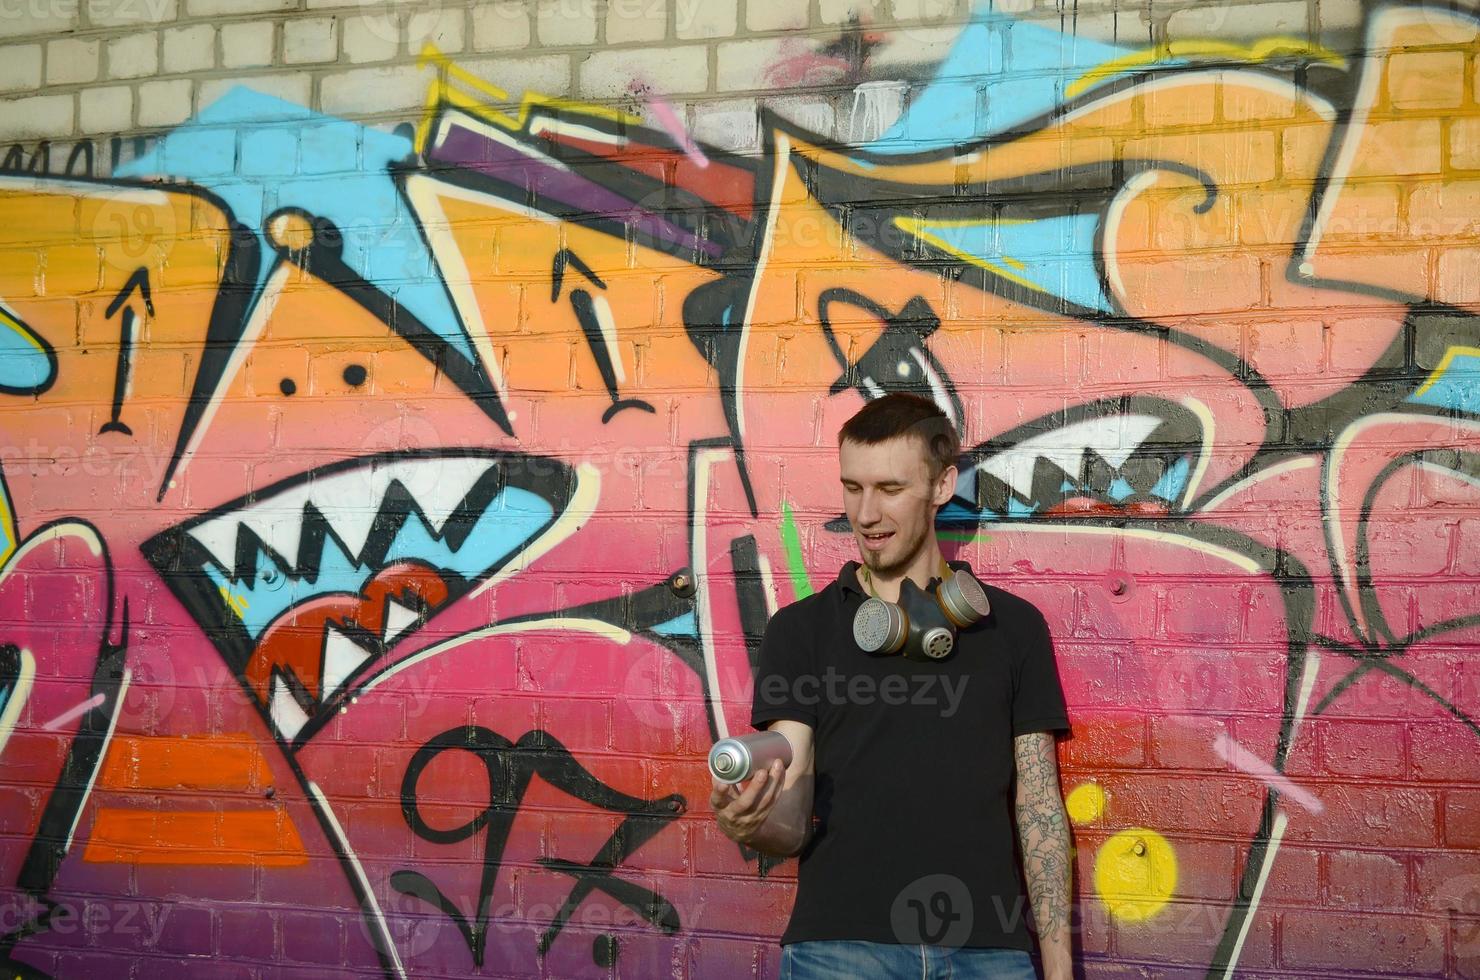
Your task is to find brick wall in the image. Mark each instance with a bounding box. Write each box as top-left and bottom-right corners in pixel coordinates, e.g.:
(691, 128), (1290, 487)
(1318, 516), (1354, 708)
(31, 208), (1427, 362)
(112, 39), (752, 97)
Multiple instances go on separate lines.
(0, 0), (1478, 977)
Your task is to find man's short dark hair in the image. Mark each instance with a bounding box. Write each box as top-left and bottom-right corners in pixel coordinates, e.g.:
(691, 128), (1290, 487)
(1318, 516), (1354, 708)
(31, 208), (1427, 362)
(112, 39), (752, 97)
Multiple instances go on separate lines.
(837, 394), (961, 481)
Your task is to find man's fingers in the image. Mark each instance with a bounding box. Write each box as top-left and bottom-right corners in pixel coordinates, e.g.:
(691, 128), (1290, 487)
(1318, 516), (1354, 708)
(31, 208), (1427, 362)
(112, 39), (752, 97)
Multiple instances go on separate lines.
(710, 780), (740, 810)
(740, 765), (777, 807)
(757, 760), (786, 806)
(753, 765), (784, 815)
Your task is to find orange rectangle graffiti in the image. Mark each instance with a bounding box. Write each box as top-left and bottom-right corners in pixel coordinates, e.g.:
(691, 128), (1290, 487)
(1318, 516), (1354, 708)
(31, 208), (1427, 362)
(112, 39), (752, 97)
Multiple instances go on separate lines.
(96, 733), (268, 793)
(82, 808), (307, 866)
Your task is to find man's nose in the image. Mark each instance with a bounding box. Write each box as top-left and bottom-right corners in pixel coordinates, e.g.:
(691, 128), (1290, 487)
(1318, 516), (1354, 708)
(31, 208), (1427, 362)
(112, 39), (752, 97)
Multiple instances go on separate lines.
(857, 490), (882, 526)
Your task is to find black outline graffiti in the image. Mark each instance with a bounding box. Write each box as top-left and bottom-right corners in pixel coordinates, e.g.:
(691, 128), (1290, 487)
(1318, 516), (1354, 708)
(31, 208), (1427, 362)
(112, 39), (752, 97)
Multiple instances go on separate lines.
(948, 396), (1208, 518)
(816, 288), (965, 428)
(391, 726), (684, 967)
(551, 248), (657, 423)
(0, 521), (129, 957)
(0, 305), (57, 399)
(99, 267), (154, 437)
(262, 205), (514, 437)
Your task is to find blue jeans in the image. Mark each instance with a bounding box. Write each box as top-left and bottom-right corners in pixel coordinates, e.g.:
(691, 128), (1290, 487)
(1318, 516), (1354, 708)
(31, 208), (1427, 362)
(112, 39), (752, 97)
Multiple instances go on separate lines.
(781, 941), (1037, 979)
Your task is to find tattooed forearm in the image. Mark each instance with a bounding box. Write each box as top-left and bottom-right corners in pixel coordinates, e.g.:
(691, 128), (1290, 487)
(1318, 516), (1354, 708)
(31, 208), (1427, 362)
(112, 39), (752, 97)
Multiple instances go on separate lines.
(1014, 731), (1073, 978)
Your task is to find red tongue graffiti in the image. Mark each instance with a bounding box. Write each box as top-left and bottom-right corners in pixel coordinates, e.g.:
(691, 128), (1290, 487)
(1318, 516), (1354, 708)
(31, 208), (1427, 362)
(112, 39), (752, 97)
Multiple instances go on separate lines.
(246, 561), (453, 707)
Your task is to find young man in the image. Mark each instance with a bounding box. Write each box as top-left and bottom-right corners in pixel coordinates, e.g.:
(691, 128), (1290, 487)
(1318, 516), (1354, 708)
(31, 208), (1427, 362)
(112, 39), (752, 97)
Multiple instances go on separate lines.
(711, 393), (1074, 979)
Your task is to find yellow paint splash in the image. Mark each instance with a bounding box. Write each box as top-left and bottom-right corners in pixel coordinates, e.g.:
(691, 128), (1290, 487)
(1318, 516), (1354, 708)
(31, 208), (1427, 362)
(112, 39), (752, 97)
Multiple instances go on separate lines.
(1093, 827), (1177, 922)
(1065, 782), (1106, 826)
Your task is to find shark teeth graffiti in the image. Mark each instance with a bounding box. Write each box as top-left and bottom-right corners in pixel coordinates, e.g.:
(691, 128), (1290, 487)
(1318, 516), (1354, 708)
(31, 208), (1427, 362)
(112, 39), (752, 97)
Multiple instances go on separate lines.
(143, 450), (576, 745)
(948, 400), (1206, 520)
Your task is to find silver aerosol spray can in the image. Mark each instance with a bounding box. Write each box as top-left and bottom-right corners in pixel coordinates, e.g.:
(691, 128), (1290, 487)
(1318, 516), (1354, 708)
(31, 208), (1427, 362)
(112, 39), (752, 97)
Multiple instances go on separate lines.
(708, 731), (794, 784)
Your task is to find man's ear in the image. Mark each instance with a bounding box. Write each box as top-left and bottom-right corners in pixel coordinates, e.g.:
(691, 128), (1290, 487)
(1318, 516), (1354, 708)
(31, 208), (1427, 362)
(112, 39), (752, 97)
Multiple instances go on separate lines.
(933, 463), (959, 507)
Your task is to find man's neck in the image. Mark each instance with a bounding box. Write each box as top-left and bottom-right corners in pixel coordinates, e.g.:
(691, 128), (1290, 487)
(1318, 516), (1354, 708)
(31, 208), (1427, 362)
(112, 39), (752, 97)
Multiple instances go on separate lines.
(860, 543), (948, 604)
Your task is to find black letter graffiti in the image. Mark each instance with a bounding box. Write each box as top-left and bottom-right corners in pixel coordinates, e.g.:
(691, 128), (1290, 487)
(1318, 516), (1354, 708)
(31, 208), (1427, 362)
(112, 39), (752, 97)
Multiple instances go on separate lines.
(391, 726), (684, 967)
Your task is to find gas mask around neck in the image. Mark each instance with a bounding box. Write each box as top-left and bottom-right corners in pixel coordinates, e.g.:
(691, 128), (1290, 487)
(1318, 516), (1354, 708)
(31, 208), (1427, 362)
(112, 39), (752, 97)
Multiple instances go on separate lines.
(852, 565), (991, 661)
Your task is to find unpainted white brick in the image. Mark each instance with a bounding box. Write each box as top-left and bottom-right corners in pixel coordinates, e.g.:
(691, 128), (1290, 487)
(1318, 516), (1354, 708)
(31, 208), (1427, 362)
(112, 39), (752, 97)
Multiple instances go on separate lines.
(1167, 0), (1310, 39)
(79, 84), (133, 133)
(537, 0), (599, 46)
(1, 5), (80, 38)
(0, 93), (73, 140)
(137, 77), (193, 128)
(889, 0), (964, 20)
(301, 0), (420, 7)
(107, 31), (160, 80)
(220, 21), (275, 69)
(340, 12), (402, 63)
(471, 2), (532, 50)
(675, 0), (736, 39)
(457, 54), (571, 99)
(320, 63), (432, 114)
(87, 0), (178, 27)
(606, 0), (667, 43)
(163, 24), (215, 73)
(198, 72), (309, 109)
(186, 0), (292, 14)
(747, 1), (809, 31)
(716, 37), (788, 91)
(0, 44), (43, 93)
(282, 17), (338, 64)
(579, 44), (707, 98)
(690, 97), (758, 152)
(1068, 8), (1141, 45)
(871, 24), (960, 68)
(408, 8), (465, 54)
(1315, 0), (1364, 32)
(47, 37), (100, 84)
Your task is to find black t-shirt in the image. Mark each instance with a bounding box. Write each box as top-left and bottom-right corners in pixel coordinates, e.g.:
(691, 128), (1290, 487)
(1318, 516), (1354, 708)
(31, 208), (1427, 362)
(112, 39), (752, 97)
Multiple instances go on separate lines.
(750, 559), (1071, 949)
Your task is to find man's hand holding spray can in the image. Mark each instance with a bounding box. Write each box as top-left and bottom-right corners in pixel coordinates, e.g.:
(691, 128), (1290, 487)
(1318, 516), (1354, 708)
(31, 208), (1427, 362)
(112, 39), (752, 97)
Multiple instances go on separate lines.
(709, 730), (794, 784)
(708, 728), (800, 851)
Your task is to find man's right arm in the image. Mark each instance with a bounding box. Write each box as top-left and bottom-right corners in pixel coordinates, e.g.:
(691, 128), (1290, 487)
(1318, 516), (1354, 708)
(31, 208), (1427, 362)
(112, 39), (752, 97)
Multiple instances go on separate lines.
(711, 719), (814, 857)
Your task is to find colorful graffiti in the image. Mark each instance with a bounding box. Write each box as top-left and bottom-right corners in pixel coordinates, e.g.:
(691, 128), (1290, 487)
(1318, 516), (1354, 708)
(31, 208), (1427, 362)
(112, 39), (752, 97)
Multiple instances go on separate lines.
(0, 3), (1478, 976)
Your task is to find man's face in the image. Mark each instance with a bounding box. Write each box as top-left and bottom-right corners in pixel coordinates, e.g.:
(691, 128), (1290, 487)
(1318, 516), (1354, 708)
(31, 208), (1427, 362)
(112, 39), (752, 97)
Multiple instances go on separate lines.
(839, 435), (956, 577)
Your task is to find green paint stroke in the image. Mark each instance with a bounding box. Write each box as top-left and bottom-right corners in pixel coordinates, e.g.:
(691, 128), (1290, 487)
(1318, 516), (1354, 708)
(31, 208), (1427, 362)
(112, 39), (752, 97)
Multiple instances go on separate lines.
(780, 502), (813, 599)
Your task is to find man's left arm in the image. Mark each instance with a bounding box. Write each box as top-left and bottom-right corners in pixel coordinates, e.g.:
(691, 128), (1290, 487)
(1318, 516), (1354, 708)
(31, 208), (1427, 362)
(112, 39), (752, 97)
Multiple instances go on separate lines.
(1013, 731), (1072, 980)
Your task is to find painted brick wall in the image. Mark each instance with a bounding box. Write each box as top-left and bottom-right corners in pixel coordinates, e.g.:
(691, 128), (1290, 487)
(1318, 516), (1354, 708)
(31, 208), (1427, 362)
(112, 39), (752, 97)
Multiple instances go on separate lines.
(0, 0), (1478, 977)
